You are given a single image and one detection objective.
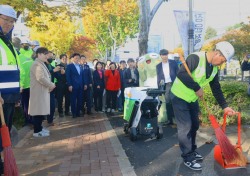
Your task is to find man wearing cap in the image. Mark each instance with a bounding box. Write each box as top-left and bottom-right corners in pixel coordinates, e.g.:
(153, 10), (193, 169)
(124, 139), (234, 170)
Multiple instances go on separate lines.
(30, 40), (40, 51)
(170, 41), (236, 171)
(0, 4), (20, 174)
(12, 37), (34, 127)
(156, 49), (179, 125)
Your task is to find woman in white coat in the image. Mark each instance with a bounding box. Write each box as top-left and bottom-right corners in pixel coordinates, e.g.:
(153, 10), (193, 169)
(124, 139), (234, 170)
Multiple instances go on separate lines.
(28, 47), (55, 137)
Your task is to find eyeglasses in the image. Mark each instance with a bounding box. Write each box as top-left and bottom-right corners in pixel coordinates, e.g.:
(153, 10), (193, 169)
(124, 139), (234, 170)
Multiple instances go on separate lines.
(0, 16), (15, 25)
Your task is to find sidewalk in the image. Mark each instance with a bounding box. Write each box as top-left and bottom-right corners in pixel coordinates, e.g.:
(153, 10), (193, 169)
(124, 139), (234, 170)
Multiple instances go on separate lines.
(11, 112), (250, 176)
(12, 113), (136, 176)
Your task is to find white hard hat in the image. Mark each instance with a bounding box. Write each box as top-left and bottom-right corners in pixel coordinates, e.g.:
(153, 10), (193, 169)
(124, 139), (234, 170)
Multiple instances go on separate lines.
(215, 41), (235, 61)
(0, 5), (17, 19)
(30, 40), (40, 46)
(33, 46), (40, 52)
(20, 37), (30, 44)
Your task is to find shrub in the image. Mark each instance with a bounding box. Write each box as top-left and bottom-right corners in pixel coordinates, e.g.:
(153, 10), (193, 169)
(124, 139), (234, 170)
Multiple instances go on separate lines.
(199, 81), (250, 125)
(13, 106), (25, 130)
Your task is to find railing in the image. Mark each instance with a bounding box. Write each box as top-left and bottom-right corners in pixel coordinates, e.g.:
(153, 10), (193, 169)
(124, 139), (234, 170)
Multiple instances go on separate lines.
(219, 70), (250, 82)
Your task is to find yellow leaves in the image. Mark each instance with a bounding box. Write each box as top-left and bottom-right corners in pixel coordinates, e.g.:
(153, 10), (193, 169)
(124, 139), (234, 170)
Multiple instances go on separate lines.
(82, 0), (139, 54)
(29, 11), (77, 55)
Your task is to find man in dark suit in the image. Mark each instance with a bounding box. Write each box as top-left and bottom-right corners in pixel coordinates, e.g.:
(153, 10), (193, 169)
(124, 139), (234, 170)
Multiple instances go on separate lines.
(56, 54), (71, 117)
(80, 55), (93, 115)
(156, 49), (179, 125)
(66, 53), (86, 118)
(124, 58), (139, 88)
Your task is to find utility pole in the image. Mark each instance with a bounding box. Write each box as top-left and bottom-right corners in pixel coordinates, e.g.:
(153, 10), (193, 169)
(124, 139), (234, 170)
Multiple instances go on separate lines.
(188, 0), (194, 55)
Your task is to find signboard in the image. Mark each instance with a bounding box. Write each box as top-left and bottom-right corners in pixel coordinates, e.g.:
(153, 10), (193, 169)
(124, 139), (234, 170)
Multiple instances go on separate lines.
(174, 10), (206, 58)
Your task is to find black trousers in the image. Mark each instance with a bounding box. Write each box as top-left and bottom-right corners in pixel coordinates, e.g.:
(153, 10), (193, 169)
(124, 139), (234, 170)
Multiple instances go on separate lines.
(164, 83), (174, 123)
(47, 92), (55, 124)
(56, 83), (70, 114)
(170, 92), (199, 162)
(106, 90), (118, 109)
(93, 88), (104, 111)
(21, 88), (32, 124)
(33, 115), (45, 133)
(83, 87), (92, 113)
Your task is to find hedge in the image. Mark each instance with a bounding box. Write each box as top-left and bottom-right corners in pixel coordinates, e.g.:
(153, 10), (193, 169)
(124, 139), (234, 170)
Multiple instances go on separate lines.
(199, 81), (250, 125)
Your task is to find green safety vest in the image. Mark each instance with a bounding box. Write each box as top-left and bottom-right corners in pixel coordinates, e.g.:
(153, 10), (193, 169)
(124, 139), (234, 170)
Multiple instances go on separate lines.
(0, 38), (20, 94)
(19, 53), (33, 89)
(171, 52), (218, 103)
(20, 48), (33, 58)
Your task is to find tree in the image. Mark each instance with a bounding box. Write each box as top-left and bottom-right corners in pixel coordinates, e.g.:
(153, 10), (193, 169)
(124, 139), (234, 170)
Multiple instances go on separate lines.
(82, 0), (139, 60)
(204, 26), (217, 40)
(137, 0), (167, 56)
(222, 23), (250, 60)
(28, 11), (77, 55)
(226, 23), (243, 31)
(202, 22), (250, 61)
(68, 35), (97, 60)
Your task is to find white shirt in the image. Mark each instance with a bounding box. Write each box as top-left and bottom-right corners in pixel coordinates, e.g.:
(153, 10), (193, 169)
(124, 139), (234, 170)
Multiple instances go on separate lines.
(73, 62), (80, 75)
(162, 62), (172, 83)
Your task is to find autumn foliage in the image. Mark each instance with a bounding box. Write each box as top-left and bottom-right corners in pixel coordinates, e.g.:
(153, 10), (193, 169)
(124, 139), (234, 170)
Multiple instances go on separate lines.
(202, 22), (250, 60)
(68, 35), (97, 60)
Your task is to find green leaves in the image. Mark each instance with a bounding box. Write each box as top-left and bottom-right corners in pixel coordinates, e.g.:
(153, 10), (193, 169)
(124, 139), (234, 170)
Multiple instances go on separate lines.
(199, 81), (250, 125)
(82, 0), (139, 58)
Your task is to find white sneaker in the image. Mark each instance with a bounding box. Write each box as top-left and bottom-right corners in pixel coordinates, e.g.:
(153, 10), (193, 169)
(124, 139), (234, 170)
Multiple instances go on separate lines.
(42, 128), (50, 134)
(33, 131), (50, 137)
(184, 160), (202, 171)
(107, 108), (111, 113)
(111, 109), (115, 113)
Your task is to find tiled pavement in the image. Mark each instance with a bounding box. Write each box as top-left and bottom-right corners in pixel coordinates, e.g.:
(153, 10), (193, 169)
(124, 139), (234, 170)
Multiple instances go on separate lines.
(12, 113), (136, 176)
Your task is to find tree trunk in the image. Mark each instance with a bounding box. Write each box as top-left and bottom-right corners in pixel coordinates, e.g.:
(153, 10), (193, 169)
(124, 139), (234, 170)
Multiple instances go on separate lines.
(138, 0), (150, 57)
(138, 0), (165, 56)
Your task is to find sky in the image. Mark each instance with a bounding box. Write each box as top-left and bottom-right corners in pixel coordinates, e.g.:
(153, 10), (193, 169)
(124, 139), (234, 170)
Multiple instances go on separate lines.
(31, 0), (250, 57)
(150, 0), (250, 50)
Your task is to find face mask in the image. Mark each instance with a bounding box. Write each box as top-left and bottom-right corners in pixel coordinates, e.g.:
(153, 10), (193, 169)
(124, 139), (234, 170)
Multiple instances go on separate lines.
(47, 58), (53, 63)
(23, 45), (29, 50)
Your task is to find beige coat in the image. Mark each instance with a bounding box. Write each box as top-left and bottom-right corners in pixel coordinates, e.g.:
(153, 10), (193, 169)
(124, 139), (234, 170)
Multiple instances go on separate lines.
(28, 58), (55, 116)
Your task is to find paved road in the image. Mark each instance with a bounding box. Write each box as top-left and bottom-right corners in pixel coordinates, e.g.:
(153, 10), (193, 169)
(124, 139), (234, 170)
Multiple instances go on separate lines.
(107, 113), (250, 176)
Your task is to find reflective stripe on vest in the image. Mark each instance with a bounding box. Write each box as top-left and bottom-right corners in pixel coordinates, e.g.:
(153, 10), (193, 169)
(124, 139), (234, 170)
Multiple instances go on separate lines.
(171, 52), (218, 103)
(0, 39), (20, 94)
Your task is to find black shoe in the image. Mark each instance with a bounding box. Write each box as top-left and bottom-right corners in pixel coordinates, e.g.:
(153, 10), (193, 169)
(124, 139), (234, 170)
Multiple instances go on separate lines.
(194, 151), (203, 161)
(184, 160), (202, 171)
(87, 111), (93, 115)
(59, 113), (64, 117)
(72, 115), (77, 118)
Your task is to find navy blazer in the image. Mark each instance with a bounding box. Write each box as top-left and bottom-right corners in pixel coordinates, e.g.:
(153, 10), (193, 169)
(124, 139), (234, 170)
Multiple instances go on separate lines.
(93, 70), (105, 90)
(119, 68), (126, 89)
(82, 64), (93, 86)
(66, 63), (85, 89)
(156, 60), (179, 88)
(124, 67), (139, 88)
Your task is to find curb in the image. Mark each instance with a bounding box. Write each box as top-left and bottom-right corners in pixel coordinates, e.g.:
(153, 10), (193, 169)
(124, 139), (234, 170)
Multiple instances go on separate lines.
(103, 114), (137, 176)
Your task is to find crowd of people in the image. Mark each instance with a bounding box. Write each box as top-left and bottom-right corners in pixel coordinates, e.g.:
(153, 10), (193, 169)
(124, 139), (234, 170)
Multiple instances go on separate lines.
(0, 4), (242, 173)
